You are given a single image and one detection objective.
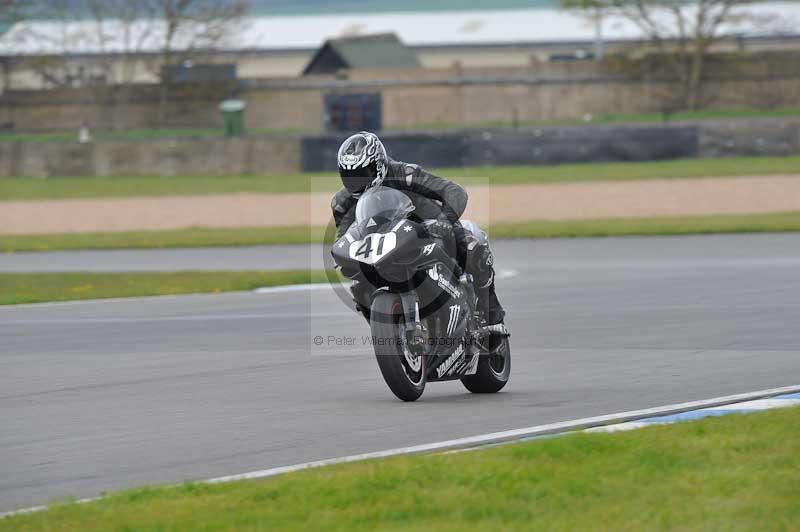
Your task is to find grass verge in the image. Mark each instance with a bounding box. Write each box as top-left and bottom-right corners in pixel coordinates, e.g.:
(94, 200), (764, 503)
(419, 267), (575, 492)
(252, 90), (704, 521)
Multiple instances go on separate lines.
(0, 270), (330, 305)
(1, 212), (798, 253)
(387, 106), (800, 130)
(0, 226), (330, 252)
(2, 155), (800, 200)
(488, 211), (800, 239)
(2, 405), (798, 530)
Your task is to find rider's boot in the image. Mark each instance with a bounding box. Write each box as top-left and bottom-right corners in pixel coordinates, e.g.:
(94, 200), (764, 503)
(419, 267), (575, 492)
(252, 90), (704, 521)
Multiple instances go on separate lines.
(463, 235), (506, 328)
(476, 281), (505, 327)
(475, 280), (508, 355)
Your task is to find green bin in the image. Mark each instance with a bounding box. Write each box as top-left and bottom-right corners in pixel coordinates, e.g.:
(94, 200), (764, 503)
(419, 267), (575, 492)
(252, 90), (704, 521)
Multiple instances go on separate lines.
(219, 99), (246, 137)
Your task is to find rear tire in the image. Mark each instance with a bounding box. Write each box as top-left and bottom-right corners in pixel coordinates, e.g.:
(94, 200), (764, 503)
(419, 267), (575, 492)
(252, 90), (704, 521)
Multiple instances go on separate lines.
(371, 293), (426, 402)
(461, 336), (510, 393)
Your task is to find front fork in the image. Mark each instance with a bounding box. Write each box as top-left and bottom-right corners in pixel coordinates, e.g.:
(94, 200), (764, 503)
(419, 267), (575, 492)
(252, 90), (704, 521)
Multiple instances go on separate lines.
(400, 292), (424, 349)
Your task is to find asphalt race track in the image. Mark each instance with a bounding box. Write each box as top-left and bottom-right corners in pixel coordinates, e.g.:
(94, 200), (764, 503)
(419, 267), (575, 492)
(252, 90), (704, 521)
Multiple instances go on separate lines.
(2, 234), (800, 512)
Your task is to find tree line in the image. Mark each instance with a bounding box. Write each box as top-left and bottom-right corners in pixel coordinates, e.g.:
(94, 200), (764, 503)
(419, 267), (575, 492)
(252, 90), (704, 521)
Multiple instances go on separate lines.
(560, 0), (783, 111)
(0, 0), (248, 87)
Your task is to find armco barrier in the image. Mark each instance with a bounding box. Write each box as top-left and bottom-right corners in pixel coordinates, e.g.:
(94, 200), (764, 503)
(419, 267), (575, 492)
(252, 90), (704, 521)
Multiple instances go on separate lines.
(300, 124), (699, 172)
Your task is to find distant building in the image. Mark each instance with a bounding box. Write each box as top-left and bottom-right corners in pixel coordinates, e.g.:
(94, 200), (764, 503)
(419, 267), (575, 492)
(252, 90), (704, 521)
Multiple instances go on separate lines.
(0, 3), (798, 90)
(302, 33), (420, 75)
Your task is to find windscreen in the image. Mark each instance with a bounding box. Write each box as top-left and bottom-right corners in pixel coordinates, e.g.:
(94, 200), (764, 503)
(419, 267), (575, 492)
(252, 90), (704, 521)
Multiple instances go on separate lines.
(355, 186), (414, 224)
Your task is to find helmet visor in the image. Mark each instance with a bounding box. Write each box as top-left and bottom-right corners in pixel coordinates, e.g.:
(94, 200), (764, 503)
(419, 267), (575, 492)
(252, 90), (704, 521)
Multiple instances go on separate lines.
(339, 161), (379, 193)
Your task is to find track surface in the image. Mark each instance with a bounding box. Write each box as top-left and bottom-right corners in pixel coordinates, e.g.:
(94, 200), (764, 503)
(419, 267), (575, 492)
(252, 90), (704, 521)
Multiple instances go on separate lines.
(2, 234), (800, 512)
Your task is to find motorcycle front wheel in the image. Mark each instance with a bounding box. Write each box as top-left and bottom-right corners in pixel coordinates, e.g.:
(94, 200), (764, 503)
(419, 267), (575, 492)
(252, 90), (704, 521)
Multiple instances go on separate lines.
(371, 293), (426, 402)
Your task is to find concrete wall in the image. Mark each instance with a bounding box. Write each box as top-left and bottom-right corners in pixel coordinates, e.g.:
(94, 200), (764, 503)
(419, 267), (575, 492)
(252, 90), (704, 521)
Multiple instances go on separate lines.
(4, 54), (800, 134)
(1, 118), (798, 178)
(0, 83), (234, 131)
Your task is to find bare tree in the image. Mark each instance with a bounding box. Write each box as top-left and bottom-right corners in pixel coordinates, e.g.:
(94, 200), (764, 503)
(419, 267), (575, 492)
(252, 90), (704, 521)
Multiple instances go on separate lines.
(87, 0), (156, 85)
(148, 0), (249, 82)
(0, 0), (28, 24)
(0, 0), (31, 92)
(3, 0), (247, 88)
(4, 0), (115, 88)
(560, 0), (769, 110)
(142, 0), (249, 125)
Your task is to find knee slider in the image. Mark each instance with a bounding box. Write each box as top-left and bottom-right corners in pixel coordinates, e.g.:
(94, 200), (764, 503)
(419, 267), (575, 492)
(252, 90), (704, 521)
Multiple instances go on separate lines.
(466, 240), (494, 288)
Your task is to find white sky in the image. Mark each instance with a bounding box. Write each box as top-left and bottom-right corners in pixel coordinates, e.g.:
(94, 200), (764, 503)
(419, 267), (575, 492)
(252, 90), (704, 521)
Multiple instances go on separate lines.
(1, 2), (798, 56)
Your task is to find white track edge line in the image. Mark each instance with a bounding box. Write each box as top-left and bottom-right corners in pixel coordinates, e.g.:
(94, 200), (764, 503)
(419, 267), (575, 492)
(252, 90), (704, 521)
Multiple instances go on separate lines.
(204, 384), (800, 482)
(3, 383), (799, 519)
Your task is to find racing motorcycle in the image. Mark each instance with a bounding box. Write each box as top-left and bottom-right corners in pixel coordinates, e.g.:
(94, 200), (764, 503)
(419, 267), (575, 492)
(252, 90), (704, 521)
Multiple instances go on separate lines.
(331, 186), (510, 401)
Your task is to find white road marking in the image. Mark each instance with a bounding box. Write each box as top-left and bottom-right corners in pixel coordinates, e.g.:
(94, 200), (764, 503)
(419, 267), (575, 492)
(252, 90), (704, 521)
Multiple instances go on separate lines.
(496, 269), (518, 280)
(700, 398), (800, 410)
(584, 421), (651, 433)
(252, 283), (330, 294)
(203, 385), (800, 484)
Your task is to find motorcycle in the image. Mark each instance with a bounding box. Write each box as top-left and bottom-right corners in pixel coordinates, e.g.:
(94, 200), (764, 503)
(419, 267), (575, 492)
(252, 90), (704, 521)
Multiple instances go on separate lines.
(331, 186), (510, 401)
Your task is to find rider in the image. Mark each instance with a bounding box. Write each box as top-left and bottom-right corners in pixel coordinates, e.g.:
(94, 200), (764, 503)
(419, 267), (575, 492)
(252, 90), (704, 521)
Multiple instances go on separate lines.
(331, 131), (505, 327)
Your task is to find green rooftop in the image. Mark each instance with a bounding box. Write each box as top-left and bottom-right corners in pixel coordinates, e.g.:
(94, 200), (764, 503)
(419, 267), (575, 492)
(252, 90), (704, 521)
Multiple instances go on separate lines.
(302, 33), (420, 75)
(250, 0), (555, 16)
(3, 0), (556, 22)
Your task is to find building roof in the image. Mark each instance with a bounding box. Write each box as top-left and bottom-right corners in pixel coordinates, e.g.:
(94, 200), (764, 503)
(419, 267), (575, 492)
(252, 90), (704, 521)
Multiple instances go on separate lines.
(11, 0), (558, 19)
(247, 0), (556, 16)
(1, 2), (798, 57)
(303, 33), (420, 75)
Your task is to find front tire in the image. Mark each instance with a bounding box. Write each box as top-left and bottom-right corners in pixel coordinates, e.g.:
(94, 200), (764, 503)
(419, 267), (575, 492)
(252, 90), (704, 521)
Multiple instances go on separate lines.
(461, 336), (510, 393)
(371, 293), (426, 402)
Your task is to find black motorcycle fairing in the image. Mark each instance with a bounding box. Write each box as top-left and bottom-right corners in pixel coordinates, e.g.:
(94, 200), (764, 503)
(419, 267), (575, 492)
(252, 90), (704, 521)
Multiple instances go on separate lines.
(331, 186), (482, 384)
(332, 217), (427, 286)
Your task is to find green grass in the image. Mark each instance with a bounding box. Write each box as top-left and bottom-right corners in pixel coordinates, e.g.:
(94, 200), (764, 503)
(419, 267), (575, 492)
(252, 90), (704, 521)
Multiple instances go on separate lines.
(387, 106), (800, 130)
(0, 128), (222, 143)
(0, 270), (330, 305)
(488, 212), (800, 239)
(589, 106), (800, 123)
(3, 405), (798, 530)
(438, 155), (800, 186)
(2, 155), (800, 201)
(0, 226), (331, 252)
(0, 172), (332, 200)
(1, 212), (798, 253)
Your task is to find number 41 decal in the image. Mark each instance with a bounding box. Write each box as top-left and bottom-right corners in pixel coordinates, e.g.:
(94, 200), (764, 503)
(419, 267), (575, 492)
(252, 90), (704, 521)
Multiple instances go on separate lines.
(349, 233), (397, 264)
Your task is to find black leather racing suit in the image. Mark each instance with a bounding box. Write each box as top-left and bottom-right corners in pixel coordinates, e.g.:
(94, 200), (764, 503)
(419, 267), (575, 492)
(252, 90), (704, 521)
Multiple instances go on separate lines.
(331, 158), (505, 324)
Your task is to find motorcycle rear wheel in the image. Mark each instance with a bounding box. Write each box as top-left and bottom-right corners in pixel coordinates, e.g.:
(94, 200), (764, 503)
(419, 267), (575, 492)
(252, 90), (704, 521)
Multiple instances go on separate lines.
(371, 293), (426, 402)
(461, 335), (510, 393)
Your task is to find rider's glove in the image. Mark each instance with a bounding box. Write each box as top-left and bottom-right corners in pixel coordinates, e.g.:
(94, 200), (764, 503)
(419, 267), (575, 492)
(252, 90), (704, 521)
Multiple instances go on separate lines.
(428, 217), (453, 240)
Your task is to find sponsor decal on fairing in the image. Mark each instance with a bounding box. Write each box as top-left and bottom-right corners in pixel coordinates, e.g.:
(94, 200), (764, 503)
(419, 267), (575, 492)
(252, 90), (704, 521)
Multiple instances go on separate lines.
(436, 343), (465, 378)
(446, 304), (461, 336)
(427, 265), (461, 298)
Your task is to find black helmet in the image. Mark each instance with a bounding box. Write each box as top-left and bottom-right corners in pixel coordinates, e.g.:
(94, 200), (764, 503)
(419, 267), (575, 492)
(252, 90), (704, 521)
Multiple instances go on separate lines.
(337, 131), (388, 196)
